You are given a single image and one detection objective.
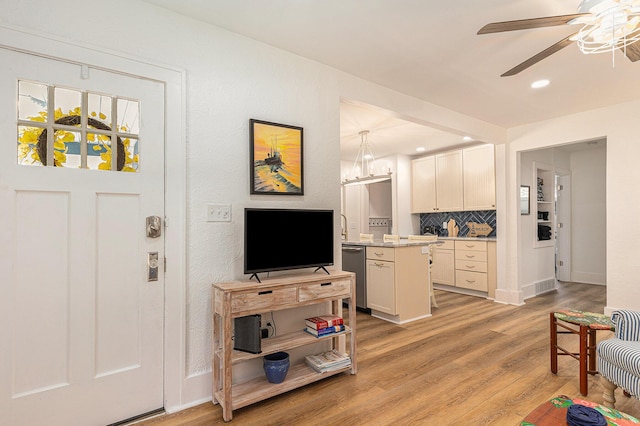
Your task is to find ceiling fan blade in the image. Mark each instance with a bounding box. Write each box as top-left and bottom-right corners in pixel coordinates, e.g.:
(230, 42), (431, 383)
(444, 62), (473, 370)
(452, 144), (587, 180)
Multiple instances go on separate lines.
(501, 33), (577, 77)
(625, 41), (640, 62)
(478, 14), (588, 34)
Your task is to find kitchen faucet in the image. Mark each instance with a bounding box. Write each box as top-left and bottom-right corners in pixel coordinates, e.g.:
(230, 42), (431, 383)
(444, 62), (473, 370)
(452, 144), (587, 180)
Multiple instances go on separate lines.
(341, 213), (348, 241)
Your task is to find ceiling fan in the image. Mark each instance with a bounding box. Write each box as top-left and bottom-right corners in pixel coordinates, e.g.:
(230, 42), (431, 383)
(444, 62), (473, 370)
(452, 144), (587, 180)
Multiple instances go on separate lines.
(478, 0), (640, 76)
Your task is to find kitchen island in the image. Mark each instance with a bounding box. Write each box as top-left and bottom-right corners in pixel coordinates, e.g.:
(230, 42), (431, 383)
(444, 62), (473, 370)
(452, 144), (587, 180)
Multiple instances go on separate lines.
(342, 239), (440, 324)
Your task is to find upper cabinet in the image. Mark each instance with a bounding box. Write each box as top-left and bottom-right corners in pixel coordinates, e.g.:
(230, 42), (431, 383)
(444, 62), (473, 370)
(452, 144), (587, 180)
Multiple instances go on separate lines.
(411, 144), (495, 213)
(435, 150), (464, 211)
(462, 144), (496, 210)
(411, 150), (463, 213)
(411, 156), (436, 213)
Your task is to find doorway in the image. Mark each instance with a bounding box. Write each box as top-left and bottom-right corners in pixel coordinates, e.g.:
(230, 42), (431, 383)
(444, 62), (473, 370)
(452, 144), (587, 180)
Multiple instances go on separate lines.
(518, 140), (606, 297)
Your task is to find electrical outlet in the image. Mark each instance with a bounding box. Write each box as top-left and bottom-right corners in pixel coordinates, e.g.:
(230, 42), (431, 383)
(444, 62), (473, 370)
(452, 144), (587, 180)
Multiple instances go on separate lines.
(261, 328), (269, 339)
(206, 203), (231, 222)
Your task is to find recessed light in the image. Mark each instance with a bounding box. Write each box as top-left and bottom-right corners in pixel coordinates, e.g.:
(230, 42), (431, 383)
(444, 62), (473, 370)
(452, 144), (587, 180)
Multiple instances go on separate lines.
(531, 79), (550, 89)
(463, 136), (473, 142)
(416, 147), (426, 152)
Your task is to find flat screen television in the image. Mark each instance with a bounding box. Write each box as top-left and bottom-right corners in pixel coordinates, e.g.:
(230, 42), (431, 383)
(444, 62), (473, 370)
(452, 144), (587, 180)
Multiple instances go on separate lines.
(244, 208), (334, 281)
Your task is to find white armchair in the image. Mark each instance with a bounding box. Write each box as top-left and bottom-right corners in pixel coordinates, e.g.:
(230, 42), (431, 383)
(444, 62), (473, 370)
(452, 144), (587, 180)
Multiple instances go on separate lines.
(597, 310), (640, 408)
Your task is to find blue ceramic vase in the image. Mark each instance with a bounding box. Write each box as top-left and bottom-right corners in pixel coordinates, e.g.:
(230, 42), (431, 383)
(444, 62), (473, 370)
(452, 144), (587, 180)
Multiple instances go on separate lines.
(263, 351), (290, 384)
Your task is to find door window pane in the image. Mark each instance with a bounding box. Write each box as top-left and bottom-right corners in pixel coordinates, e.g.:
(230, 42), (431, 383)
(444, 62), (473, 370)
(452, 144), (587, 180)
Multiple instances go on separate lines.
(88, 93), (112, 129)
(17, 80), (141, 173)
(54, 87), (82, 124)
(18, 81), (47, 121)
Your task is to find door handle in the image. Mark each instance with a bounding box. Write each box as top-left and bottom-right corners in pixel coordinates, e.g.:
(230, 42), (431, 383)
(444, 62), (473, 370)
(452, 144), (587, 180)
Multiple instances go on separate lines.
(148, 252), (159, 282)
(146, 215), (162, 238)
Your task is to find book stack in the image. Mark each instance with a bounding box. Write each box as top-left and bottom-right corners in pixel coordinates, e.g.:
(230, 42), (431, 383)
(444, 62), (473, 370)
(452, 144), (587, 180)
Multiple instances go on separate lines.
(305, 349), (352, 373)
(304, 314), (345, 337)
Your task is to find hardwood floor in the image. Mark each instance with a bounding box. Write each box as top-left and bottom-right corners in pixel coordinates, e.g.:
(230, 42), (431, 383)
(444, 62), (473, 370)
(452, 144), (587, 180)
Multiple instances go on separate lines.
(140, 282), (640, 425)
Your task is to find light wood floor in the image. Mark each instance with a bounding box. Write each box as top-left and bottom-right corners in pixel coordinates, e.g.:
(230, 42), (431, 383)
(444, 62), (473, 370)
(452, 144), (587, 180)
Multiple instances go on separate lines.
(140, 282), (640, 425)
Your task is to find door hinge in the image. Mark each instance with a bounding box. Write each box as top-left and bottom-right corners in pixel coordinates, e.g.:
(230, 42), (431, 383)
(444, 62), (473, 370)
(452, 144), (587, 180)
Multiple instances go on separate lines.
(559, 260), (564, 266)
(164, 256), (167, 273)
(557, 184), (563, 191)
(164, 216), (169, 228)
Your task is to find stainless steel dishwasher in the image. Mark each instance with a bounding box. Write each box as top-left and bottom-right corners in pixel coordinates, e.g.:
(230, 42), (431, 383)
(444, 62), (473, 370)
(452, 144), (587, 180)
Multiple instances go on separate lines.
(341, 244), (369, 313)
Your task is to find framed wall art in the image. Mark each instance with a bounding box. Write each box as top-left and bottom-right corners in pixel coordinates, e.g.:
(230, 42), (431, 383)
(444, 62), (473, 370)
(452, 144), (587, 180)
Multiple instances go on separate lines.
(250, 119), (304, 195)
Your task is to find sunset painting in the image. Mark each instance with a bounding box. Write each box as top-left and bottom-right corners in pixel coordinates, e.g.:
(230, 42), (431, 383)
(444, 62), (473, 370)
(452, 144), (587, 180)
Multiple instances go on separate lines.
(250, 119), (303, 195)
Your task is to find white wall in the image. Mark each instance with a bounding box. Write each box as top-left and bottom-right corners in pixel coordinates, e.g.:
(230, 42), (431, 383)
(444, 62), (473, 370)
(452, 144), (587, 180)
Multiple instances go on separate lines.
(6, 0), (632, 413)
(1, 0), (505, 411)
(505, 101), (640, 312)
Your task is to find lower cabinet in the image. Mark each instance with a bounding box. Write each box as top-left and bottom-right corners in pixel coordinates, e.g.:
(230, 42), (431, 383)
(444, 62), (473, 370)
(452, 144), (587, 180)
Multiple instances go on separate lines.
(365, 245), (431, 323)
(432, 239), (496, 297)
(366, 258), (396, 314)
(431, 240), (455, 286)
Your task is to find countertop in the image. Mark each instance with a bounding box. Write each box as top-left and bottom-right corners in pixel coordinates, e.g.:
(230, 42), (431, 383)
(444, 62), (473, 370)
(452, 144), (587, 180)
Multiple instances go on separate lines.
(341, 236), (496, 247)
(341, 239), (442, 248)
(438, 236), (497, 241)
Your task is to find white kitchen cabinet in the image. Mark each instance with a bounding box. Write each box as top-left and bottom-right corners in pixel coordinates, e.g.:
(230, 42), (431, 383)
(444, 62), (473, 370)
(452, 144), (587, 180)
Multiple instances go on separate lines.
(435, 150), (464, 211)
(432, 239), (497, 297)
(411, 156), (436, 213)
(366, 258), (396, 314)
(365, 245), (431, 323)
(463, 144), (496, 210)
(431, 240), (455, 286)
(411, 150), (463, 213)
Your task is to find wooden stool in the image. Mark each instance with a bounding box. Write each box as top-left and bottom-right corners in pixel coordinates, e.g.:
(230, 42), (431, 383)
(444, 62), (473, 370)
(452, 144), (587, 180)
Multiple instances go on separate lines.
(550, 310), (614, 396)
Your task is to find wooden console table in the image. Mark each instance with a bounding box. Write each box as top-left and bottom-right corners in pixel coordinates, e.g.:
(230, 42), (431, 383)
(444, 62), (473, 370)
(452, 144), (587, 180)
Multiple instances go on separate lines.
(212, 271), (357, 421)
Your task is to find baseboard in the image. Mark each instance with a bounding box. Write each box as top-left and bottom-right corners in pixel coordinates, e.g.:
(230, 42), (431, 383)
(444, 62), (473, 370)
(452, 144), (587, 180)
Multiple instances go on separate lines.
(522, 278), (557, 300)
(571, 271), (606, 286)
(370, 310), (432, 324)
(432, 283), (488, 299)
(494, 288), (525, 306)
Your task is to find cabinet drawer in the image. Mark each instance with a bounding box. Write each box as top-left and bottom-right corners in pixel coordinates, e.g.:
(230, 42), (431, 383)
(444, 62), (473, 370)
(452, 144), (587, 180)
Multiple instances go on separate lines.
(366, 246), (395, 262)
(231, 287), (297, 313)
(455, 259), (488, 273)
(455, 240), (487, 252)
(298, 280), (351, 302)
(437, 240), (455, 250)
(455, 250), (487, 262)
(455, 270), (488, 291)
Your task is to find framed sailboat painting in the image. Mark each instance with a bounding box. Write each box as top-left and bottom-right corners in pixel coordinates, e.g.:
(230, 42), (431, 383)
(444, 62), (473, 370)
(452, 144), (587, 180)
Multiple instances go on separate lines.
(250, 119), (304, 195)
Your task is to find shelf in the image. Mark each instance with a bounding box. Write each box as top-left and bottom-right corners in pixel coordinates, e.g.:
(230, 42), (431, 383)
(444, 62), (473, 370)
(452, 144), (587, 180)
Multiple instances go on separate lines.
(537, 200), (552, 204)
(230, 327), (352, 364)
(212, 271), (357, 421)
(215, 362), (353, 411)
(537, 220), (553, 224)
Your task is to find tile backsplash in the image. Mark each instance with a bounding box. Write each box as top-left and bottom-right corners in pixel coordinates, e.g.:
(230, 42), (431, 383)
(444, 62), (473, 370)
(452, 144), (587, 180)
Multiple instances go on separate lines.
(419, 210), (497, 237)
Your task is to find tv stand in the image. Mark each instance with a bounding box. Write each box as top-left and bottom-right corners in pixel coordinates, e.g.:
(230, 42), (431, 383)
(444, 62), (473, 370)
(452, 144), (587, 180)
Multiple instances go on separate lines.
(212, 271), (357, 421)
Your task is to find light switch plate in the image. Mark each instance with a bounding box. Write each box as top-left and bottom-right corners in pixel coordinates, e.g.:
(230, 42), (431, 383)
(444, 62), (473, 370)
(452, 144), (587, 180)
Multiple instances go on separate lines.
(206, 203), (231, 222)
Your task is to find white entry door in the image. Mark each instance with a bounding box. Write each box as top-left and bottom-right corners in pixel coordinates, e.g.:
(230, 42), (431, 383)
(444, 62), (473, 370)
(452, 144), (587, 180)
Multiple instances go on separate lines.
(0, 48), (165, 425)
